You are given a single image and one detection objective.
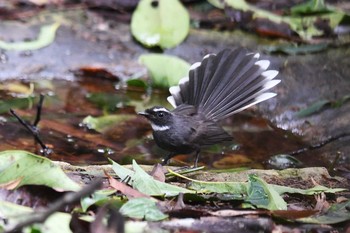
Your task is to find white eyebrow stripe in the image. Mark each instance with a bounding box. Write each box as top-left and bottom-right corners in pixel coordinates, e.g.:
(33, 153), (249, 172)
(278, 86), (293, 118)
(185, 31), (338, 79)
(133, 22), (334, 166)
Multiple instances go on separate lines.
(151, 124), (170, 131)
(153, 107), (169, 112)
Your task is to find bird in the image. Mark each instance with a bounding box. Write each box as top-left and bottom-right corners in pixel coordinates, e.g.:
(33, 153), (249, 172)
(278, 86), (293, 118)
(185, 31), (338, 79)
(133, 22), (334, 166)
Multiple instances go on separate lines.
(138, 48), (280, 167)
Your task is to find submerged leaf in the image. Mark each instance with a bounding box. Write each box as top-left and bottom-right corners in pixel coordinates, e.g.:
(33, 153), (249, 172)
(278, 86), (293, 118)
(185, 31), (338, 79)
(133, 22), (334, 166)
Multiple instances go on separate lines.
(82, 114), (136, 133)
(0, 97), (35, 114)
(267, 154), (303, 169)
(131, 0), (189, 48)
(139, 54), (190, 88)
(297, 100), (330, 117)
(86, 93), (128, 112)
(264, 43), (329, 55)
(0, 150), (80, 191)
(0, 22), (60, 51)
(119, 197), (168, 221)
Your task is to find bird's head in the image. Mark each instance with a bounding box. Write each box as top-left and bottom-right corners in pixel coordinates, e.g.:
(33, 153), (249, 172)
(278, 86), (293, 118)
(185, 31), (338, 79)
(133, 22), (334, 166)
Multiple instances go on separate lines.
(138, 107), (173, 131)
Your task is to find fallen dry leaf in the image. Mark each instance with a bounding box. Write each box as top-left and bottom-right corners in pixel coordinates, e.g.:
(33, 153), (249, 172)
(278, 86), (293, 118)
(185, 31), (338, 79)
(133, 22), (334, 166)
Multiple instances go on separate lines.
(150, 163), (166, 182)
(0, 177), (23, 190)
(104, 170), (150, 199)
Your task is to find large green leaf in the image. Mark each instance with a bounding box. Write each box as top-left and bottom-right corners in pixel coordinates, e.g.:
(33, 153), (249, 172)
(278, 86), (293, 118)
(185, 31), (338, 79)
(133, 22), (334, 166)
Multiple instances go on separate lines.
(0, 23), (60, 51)
(246, 175), (287, 210)
(139, 54), (190, 88)
(110, 160), (194, 196)
(0, 150), (80, 191)
(119, 197), (168, 221)
(131, 0), (190, 48)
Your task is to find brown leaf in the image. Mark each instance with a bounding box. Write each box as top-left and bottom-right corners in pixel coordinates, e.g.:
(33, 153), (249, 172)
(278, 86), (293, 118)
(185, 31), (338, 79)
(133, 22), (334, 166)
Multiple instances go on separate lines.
(0, 177), (23, 190)
(209, 209), (268, 217)
(272, 210), (318, 220)
(150, 163), (166, 182)
(104, 170), (149, 199)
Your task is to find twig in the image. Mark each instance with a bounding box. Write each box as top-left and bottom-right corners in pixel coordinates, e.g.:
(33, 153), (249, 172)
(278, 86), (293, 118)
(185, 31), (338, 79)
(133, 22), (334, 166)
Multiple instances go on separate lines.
(5, 179), (103, 233)
(33, 94), (45, 127)
(9, 94), (52, 156)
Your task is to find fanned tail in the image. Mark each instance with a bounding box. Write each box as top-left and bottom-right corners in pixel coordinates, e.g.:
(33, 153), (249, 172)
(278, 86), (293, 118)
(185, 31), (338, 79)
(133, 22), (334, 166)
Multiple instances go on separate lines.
(167, 48), (280, 121)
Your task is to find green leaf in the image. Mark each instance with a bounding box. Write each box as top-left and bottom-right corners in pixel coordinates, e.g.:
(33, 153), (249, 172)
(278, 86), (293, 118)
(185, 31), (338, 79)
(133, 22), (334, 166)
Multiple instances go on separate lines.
(298, 200), (350, 224)
(86, 93), (128, 112)
(82, 114), (136, 133)
(0, 150), (80, 191)
(0, 201), (72, 233)
(119, 197), (168, 221)
(131, 0), (190, 48)
(188, 180), (248, 196)
(139, 54), (190, 88)
(291, 0), (329, 15)
(0, 97), (35, 114)
(110, 160), (194, 196)
(80, 189), (117, 212)
(264, 43), (329, 55)
(272, 184), (346, 195)
(246, 175), (287, 210)
(0, 23), (60, 51)
(296, 99), (330, 117)
(126, 79), (148, 89)
(224, 0), (346, 41)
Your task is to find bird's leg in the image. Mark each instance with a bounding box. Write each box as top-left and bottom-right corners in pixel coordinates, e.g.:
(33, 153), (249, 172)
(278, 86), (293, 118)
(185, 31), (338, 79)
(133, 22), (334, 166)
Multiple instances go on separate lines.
(193, 149), (201, 168)
(161, 152), (176, 165)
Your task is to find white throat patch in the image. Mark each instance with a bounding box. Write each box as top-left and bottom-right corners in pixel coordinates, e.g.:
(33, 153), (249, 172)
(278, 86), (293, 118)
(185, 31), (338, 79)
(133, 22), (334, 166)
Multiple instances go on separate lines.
(151, 123), (170, 131)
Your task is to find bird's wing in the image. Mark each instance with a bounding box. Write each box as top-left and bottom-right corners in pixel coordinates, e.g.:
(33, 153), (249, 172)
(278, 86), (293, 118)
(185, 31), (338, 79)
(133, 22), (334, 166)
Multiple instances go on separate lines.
(189, 120), (232, 146)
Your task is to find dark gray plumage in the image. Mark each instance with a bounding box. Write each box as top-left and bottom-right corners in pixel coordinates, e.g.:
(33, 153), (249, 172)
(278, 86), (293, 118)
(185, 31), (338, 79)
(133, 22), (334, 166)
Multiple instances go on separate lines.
(139, 48), (280, 167)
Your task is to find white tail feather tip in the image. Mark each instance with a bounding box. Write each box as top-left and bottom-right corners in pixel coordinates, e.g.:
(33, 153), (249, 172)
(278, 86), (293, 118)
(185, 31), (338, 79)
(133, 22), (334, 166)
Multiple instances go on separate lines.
(263, 80), (281, 90)
(255, 60), (270, 70)
(203, 53), (215, 59)
(190, 62), (201, 71)
(255, 92), (277, 102)
(169, 86), (180, 96)
(261, 70), (279, 80)
(167, 96), (177, 108)
(179, 76), (189, 85)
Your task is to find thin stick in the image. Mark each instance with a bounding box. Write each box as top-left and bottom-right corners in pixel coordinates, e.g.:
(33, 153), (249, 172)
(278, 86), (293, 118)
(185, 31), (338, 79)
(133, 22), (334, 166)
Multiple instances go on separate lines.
(33, 94), (45, 127)
(4, 179), (103, 233)
(9, 108), (50, 155)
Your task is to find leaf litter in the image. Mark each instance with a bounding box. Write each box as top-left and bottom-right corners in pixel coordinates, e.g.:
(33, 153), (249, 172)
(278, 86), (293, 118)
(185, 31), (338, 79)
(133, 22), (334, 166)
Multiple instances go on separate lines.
(0, 151), (349, 232)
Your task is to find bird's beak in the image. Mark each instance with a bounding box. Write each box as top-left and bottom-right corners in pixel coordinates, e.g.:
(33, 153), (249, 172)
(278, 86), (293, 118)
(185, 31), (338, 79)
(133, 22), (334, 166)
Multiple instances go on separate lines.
(138, 111), (149, 117)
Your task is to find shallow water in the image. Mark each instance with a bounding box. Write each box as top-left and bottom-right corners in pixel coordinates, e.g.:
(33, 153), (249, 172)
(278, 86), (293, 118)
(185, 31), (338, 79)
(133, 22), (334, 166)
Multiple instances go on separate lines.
(0, 78), (327, 169)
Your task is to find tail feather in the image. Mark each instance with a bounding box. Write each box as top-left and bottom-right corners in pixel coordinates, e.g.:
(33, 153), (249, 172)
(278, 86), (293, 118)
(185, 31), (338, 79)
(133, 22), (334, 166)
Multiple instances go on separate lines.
(168, 48), (280, 121)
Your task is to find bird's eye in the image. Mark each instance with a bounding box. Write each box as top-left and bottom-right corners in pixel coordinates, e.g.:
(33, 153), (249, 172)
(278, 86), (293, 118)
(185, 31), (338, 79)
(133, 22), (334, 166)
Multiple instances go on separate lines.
(157, 112), (164, 117)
